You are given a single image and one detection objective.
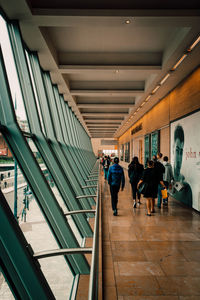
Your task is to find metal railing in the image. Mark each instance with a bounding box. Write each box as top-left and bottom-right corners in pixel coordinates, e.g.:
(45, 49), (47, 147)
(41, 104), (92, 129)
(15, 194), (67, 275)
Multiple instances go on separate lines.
(33, 160), (101, 299)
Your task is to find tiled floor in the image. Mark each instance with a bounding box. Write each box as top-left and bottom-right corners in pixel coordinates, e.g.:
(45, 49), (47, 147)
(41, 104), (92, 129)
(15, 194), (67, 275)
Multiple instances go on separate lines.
(102, 173), (200, 300)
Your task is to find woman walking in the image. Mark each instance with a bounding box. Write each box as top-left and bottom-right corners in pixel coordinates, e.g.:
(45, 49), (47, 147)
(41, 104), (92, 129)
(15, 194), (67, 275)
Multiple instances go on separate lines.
(137, 160), (165, 216)
(128, 156), (144, 208)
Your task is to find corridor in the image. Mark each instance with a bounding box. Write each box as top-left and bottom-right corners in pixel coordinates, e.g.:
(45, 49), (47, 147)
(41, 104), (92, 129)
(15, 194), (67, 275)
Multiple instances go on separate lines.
(102, 171), (200, 299)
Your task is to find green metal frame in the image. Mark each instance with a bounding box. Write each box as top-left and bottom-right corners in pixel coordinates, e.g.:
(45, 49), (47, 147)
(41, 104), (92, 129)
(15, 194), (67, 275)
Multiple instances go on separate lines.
(0, 47), (89, 274)
(8, 22), (94, 236)
(0, 189), (55, 299)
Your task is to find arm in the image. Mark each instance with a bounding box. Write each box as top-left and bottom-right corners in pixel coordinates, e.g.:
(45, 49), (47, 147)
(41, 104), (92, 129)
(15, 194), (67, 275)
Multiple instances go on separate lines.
(107, 168), (111, 185)
(121, 170), (125, 191)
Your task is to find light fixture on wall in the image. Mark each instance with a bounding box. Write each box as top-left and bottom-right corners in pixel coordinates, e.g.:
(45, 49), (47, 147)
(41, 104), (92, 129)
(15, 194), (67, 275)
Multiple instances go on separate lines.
(160, 73), (171, 85)
(171, 53), (188, 71)
(187, 35), (200, 51)
(125, 19), (131, 24)
(145, 95), (151, 102)
(151, 85), (160, 94)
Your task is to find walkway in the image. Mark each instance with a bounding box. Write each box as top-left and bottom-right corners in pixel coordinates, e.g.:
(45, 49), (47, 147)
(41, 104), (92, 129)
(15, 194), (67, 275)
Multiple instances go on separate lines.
(102, 171), (200, 299)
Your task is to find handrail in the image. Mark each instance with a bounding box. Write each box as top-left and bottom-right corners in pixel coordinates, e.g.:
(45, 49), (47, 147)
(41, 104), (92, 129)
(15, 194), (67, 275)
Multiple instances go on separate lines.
(34, 248), (93, 259)
(33, 160), (101, 299)
(64, 209), (96, 216)
(76, 195), (97, 199)
(82, 185), (98, 189)
(85, 179), (98, 182)
(88, 164), (100, 300)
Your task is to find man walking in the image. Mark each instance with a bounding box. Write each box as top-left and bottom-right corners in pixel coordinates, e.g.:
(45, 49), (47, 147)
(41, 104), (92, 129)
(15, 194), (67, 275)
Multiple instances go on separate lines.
(108, 157), (125, 216)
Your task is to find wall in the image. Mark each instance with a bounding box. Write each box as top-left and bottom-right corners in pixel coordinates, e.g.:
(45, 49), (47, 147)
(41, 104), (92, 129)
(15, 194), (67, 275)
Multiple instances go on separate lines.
(91, 138), (118, 157)
(119, 66), (200, 169)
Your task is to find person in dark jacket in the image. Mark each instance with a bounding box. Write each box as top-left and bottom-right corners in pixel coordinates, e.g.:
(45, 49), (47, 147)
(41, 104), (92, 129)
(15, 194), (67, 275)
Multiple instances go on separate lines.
(102, 156), (110, 180)
(153, 154), (165, 208)
(128, 156), (144, 208)
(108, 157), (125, 216)
(137, 160), (165, 216)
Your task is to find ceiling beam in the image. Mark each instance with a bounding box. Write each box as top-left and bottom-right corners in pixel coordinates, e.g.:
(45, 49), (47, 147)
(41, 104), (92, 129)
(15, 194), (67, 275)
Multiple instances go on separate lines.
(70, 90), (144, 97)
(85, 120), (122, 124)
(83, 113), (126, 117)
(59, 65), (161, 73)
(77, 103), (134, 108)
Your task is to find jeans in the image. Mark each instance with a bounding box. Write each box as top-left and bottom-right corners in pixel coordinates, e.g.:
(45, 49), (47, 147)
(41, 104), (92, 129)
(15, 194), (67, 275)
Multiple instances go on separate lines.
(103, 167), (108, 179)
(131, 182), (140, 200)
(157, 183), (162, 207)
(110, 185), (120, 211)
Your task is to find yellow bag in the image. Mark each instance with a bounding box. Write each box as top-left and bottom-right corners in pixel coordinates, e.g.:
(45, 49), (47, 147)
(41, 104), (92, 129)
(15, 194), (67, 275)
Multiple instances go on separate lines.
(161, 188), (168, 199)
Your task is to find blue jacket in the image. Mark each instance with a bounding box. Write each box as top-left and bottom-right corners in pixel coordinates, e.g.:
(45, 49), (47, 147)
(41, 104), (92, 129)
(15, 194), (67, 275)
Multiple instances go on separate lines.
(108, 163), (125, 189)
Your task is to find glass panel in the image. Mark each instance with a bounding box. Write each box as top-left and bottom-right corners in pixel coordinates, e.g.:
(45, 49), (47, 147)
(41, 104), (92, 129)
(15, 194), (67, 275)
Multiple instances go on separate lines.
(26, 137), (83, 245)
(25, 50), (46, 135)
(0, 135), (74, 299)
(0, 15), (29, 132)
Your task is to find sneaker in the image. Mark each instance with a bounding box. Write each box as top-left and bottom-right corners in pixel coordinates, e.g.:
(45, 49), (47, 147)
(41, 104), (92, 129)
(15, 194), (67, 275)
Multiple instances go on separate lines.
(133, 201), (137, 208)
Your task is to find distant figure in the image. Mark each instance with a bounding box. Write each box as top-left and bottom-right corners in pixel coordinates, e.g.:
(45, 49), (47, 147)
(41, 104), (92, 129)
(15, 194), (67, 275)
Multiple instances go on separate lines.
(102, 156), (110, 180)
(108, 157), (125, 216)
(128, 156), (144, 208)
(138, 160), (165, 216)
(163, 156), (174, 187)
(172, 125), (192, 207)
(162, 156), (174, 205)
(153, 154), (165, 208)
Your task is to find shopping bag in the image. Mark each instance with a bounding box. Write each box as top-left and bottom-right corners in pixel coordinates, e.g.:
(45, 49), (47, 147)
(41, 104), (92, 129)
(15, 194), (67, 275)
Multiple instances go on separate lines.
(161, 188), (168, 199)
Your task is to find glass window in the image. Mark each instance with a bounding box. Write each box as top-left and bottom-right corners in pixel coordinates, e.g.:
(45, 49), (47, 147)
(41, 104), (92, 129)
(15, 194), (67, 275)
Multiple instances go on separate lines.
(26, 137), (83, 245)
(0, 272), (15, 300)
(25, 50), (46, 135)
(0, 135), (74, 299)
(120, 144), (124, 161)
(125, 142), (130, 163)
(0, 15), (29, 132)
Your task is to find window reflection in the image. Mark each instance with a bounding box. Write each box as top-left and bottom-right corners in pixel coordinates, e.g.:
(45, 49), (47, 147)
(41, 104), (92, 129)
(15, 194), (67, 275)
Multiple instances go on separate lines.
(0, 15), (29, 132)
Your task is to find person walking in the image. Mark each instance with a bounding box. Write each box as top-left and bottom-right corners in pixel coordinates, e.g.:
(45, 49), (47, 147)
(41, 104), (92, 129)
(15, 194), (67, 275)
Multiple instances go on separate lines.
(137, 160), (165, 216)
(162, 156), (174, 205)
(108, 157), (125, 216)
(102, 155), (110, 180)
(128, 156), (144, 208)
(153, 153), (165, 208)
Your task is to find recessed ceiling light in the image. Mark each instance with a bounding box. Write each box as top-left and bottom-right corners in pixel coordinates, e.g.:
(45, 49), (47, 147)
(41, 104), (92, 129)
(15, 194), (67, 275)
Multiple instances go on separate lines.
(125, 20), (131, 24)
(115, 70), (119, 73)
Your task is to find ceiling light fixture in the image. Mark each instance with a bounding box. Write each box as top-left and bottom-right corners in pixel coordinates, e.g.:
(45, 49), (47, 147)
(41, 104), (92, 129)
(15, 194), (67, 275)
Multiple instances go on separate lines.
(171, 53), (187, 71)
(187, 35), (200, 51)
(160, 73), (170, 85)
(125, 19), (131, 24)
(151, 85), (160, 94)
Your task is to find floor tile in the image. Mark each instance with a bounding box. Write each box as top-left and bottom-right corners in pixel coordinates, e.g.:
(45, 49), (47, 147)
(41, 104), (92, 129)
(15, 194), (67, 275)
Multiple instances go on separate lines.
(157, 276), (200, 296)
(160, 261), (200, 276)
(118, 262), (165, 276)
(116, 275), (163, 296)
